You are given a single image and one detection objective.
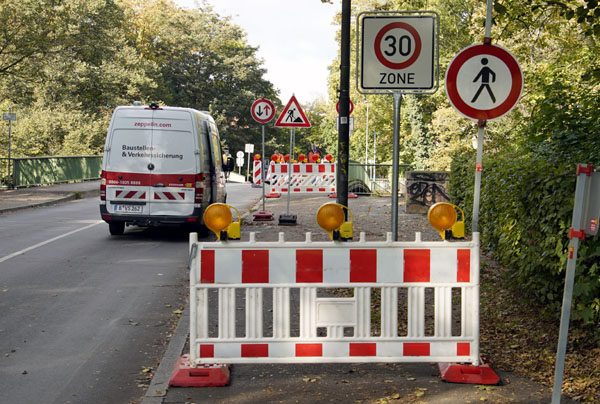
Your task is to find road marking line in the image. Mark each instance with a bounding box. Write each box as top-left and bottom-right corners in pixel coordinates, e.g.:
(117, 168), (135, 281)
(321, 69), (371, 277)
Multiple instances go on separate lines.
(0, 221), (103, 264)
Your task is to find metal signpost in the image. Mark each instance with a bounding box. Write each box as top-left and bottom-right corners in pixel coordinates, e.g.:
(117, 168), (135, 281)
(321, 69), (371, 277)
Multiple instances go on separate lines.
(357, 11), (439, 240)
(445, 0), (523, 233)
(250, 97), (276, 221)
(3, 109), (16, 188)
(236, 151), (244, 175)
(552, 164), (599, 404)
(274, 95), (311, 225)
(244, 143), (254, 183)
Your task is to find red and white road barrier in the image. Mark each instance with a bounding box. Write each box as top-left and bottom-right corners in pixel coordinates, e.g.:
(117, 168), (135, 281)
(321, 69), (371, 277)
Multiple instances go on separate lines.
(253, 160), (262, 185)
(169, 231), (499, 386)
(266, 163), (336, 197)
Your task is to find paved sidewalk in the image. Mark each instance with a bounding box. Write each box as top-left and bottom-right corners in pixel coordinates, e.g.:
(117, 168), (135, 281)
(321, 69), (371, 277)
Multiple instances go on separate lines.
(0, 181), (100, 213)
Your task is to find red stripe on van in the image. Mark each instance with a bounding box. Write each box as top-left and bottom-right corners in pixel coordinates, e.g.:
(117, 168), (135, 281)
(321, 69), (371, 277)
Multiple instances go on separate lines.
(104, 172), (195, 187)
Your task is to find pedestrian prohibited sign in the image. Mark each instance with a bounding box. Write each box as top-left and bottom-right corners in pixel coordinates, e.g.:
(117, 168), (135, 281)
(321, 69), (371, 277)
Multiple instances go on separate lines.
(446, 43), (523, 121)
(358, 12), (438, 93)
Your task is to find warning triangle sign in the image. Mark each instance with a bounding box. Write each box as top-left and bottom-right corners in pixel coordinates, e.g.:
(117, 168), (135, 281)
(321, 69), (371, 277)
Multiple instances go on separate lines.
(274, 95), (311, 128)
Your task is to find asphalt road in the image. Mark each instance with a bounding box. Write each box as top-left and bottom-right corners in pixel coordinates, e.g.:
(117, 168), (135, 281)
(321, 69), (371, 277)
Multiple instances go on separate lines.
(0, 183), (260, 404)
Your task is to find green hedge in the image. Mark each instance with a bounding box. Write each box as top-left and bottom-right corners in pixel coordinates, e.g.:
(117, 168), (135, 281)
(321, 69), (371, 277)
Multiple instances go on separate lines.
(450, 148), (600, 330)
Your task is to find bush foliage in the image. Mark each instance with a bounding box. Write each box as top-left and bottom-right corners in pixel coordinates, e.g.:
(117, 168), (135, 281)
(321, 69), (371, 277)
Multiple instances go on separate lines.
(450, 83), (600, 331)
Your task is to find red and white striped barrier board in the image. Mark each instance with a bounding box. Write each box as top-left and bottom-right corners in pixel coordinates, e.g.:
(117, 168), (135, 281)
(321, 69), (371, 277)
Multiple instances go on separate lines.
(187, 232), (480, 365)
(253, 160), (262, 185)
(153, 190), (186, 200)
(115, 190), (146, 200)
(267, 163), (336, 196)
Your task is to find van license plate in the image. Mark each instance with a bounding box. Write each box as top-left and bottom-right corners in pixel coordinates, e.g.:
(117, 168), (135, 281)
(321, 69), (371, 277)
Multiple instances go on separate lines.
(114, 204), (142, 214)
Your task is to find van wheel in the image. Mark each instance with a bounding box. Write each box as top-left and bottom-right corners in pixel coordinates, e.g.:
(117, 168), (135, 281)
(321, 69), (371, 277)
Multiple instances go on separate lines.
(109, 222), (125, 236)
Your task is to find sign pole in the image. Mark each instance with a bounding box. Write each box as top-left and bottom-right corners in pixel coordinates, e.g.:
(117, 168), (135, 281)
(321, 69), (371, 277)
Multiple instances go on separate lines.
(8, 107), (12, 188)
(286, 128), (293, 215)
(246, 151), (251, 183)
(472, 0), (492, 233)
(391, 93), (402, 241)
(472, 120), (485, 232)
(551, 166), (591, 404)
(261, 125), (266, 212)
(250, 97), (275, 221)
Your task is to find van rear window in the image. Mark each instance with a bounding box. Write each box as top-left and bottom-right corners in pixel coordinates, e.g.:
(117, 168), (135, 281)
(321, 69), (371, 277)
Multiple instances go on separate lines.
(107, 128), (195, 174)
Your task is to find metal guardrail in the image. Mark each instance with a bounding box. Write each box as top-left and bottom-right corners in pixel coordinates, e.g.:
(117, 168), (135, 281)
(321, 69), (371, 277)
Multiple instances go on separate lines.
(348, 162), (411, 195)
(1, 155), (102, 188)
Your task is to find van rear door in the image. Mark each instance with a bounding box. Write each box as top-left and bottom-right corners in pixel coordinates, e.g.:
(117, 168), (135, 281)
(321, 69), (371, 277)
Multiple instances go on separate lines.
(105, 108), (153, 216)
(147, 109), (196, 217)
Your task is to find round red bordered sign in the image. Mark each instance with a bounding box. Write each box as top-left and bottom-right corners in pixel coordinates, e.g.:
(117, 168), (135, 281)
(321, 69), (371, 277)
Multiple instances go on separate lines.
(445, 44), (523, 121)
(374, 22), (422, 70)
(336, 99), (354, 115)
(251, 98), (275, 124)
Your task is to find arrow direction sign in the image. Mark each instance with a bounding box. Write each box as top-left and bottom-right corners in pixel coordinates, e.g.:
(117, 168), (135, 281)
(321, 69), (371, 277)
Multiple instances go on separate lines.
(251, 98), (276, 124)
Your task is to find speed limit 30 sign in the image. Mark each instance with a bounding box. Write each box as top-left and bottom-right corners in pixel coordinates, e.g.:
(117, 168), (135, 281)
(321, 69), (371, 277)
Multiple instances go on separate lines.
(358, 12), (438, 93)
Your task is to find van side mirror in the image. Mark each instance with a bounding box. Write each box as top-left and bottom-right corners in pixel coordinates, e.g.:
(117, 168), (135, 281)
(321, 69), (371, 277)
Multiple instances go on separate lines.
(224, 157), (235, 172)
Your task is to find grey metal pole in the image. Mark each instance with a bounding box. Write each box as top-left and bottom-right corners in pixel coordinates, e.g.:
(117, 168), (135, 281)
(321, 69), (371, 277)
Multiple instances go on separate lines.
(286, 128), (293, 215)
(261, 125), (266, 212)
(485, 0), (493, 38)
(8, 107), (12, 188)
(373, 130), (377, 181)
(365, 100), (369, 166)
(472, 121), (485, 233)
(246, 152), (251, 183)
(391, 93), (402, 241)
(551, 167), (590, 404)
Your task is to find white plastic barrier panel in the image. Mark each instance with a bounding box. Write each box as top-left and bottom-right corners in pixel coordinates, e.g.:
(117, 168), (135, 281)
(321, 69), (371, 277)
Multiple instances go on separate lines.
(267, 163), (336, 195)
(188, 232), (480, 366)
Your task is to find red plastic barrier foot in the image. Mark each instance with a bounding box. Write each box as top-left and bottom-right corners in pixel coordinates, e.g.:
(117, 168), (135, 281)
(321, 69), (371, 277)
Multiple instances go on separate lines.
(438, 356), (500, 385)
(253, 210), (274, 221)
(266, 193), (280, 198)
(169, 354), (230, 387)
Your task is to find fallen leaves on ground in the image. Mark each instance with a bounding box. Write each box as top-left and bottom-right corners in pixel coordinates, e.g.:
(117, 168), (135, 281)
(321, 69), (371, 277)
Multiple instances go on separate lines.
(479, 254), (600, 403)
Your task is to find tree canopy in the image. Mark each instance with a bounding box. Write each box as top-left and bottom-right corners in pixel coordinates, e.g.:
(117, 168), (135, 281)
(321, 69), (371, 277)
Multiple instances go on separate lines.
(0, 0), (280, 157)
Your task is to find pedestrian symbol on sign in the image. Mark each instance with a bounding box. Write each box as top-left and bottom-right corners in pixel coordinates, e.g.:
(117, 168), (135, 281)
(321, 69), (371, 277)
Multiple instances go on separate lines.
(471, 58), (496, 104)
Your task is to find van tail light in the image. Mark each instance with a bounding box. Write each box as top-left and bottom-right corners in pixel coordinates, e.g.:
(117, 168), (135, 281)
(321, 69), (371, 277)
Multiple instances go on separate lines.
(100, 170), (107, 201)
(194, 173), (205, 203)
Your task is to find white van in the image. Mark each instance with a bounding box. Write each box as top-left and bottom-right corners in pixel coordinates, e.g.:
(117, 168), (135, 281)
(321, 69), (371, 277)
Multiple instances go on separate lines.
(99, 103), (233, 235)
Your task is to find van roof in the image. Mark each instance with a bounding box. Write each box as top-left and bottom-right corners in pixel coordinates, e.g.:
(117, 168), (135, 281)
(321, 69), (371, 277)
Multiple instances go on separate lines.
(114, 105), (213, 121)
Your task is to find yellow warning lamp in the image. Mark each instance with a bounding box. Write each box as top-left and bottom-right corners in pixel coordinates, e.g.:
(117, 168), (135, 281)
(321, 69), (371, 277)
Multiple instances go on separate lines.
(203, 203), (241, 241)
(316, 203), (353, 241)
(427, 202), (465, 240)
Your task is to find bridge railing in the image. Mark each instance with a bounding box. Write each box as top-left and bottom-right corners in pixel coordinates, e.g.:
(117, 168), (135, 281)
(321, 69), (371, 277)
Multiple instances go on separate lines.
(1, 155), (102, 188)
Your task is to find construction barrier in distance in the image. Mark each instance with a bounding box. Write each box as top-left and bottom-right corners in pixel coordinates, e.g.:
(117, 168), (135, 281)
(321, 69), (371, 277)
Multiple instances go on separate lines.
(260, 162), (336, 197)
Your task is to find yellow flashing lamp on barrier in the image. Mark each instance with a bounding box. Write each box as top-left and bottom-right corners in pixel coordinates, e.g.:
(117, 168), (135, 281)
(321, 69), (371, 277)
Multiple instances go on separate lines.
(203, 203), (241, 241)
(316, 203), (353, 241)
(427, 202), (465, 240)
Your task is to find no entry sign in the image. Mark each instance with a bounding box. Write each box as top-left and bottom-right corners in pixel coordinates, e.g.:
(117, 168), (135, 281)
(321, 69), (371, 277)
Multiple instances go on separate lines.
(446, 43), (523, 121)
(358, 12), (438, 93)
